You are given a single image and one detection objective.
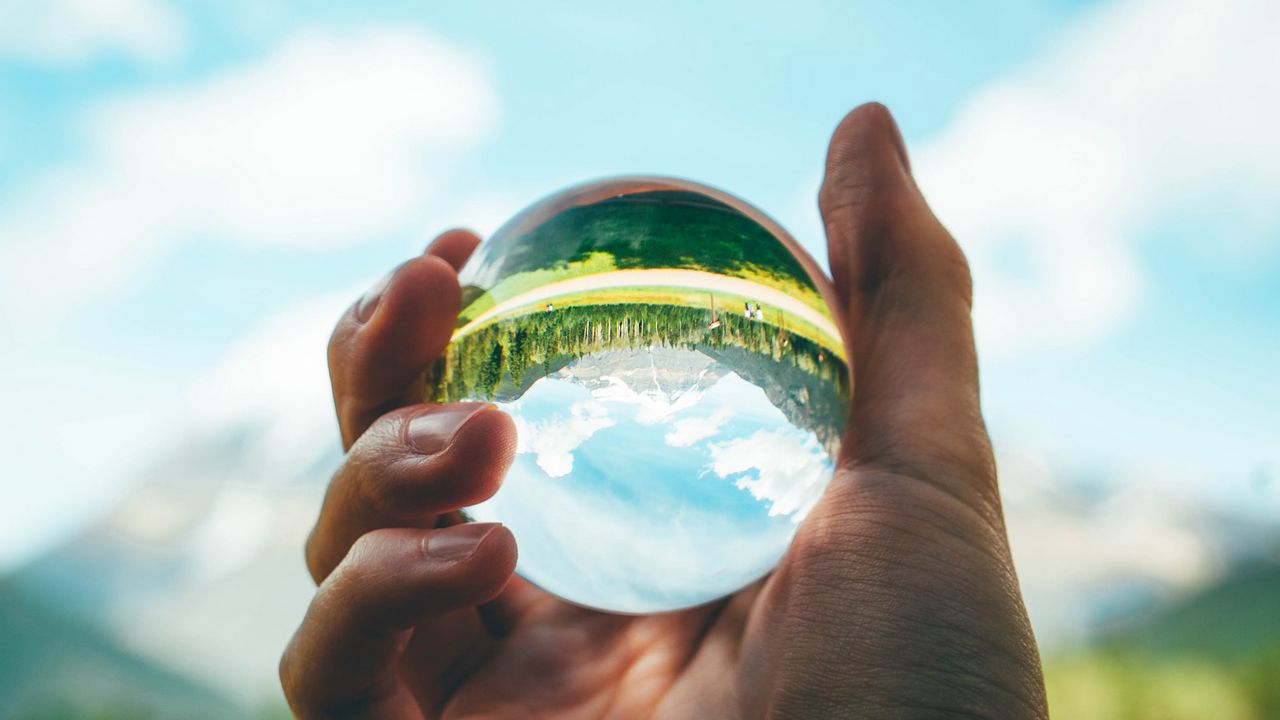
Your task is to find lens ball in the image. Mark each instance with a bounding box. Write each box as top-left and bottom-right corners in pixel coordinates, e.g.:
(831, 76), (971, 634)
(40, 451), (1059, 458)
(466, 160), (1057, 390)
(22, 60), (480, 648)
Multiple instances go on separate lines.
(427, 177), (849, 613)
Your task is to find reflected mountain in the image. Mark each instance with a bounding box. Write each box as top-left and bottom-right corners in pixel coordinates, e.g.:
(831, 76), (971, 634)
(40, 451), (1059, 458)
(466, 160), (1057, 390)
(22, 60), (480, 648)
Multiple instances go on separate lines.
(550, 346), (725, 398)
(698, 343), (845, 459)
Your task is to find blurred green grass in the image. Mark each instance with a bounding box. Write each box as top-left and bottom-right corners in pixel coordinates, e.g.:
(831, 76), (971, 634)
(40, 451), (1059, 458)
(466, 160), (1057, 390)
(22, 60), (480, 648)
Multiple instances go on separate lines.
(5, 560), (1277, 719)
(0, 579), (261, 720)
(1045, 560), (1280, 719)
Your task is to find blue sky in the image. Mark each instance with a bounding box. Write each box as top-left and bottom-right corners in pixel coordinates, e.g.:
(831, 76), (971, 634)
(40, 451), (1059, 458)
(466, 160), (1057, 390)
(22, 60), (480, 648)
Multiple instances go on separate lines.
(1, 0), (1277, 574)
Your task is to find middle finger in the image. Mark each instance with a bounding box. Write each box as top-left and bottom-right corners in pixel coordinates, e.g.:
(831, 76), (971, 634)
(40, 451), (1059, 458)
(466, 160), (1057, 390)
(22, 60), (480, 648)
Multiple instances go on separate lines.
(305, 402), (517, 583)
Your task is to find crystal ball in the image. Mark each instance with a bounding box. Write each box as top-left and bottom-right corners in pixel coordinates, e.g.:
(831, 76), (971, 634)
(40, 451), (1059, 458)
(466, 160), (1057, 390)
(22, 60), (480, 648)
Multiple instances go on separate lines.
(426, 177), (849, 613)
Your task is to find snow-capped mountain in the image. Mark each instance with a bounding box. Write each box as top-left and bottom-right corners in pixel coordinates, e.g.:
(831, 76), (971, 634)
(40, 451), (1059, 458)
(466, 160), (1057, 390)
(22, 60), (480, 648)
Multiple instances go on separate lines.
(558, 346), (727, 424)
(9, 296), (346, 708)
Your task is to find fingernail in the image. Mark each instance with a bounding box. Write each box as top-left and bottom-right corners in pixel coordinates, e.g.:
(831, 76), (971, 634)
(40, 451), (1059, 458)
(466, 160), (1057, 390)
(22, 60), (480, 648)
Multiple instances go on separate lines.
(406, 403), (492, 456)
(425, 523), (501, 560)
(355, 263), (404, 323)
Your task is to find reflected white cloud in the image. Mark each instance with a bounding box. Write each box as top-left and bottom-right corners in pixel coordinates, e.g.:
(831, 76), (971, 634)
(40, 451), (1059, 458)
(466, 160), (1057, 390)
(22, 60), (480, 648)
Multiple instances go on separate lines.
(473, 460), (797, 613)
(710, 429), (831, 522)
(513, 396), (614, 478)
(664, 411), (730, 448)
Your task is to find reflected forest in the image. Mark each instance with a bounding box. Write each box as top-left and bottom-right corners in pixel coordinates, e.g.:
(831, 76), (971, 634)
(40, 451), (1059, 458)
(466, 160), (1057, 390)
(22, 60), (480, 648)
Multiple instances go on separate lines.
(426, 303), (850, 455)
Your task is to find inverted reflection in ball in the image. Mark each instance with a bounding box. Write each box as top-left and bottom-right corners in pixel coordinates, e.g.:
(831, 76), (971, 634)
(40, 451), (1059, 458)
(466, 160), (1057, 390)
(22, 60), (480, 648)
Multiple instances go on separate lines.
(426, 177), (849, 613)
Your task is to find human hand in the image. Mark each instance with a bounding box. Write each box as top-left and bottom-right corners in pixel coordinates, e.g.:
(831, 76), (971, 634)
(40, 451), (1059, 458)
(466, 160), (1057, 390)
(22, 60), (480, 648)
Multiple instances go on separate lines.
(280, 103), (1048, 719)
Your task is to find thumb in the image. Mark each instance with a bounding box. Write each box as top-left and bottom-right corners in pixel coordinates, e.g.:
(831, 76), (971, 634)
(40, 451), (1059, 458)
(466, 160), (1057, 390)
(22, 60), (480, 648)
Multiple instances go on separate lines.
(818, 103), (996, 513)
(758, 105), (1044, 719)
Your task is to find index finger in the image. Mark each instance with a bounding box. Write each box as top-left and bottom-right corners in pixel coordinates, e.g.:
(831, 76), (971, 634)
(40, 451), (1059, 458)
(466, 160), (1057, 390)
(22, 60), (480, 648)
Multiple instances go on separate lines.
(329, 230), (481, 449)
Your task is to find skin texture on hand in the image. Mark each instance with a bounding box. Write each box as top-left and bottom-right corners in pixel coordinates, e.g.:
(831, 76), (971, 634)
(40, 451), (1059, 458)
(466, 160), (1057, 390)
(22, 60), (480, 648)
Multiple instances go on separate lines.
(280, 104), (1049, 719)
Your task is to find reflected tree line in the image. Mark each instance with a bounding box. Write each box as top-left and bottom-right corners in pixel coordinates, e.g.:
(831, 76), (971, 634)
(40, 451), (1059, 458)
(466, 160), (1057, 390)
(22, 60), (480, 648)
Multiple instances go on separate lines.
(426, 302), (850, 454)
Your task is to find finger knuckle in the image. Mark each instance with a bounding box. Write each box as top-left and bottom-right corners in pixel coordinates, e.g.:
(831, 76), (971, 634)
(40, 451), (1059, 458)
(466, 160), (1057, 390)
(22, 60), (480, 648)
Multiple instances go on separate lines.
(935, 233), (975, 308)
(277, 635), (317, 716)
(385, 465), (465, 513)
(345, 527), (397, 563)
(343, 414), (437, 512)
(327, 304), (360, 370)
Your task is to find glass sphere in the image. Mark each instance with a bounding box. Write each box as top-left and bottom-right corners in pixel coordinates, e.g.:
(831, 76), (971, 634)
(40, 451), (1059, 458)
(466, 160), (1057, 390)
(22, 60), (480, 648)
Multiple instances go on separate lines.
(426, 177), (849, 613)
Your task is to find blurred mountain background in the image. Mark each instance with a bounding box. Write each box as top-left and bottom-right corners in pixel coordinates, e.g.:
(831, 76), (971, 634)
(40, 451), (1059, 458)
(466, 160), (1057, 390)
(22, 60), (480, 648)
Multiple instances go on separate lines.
(2, 0), (1277, 718)
(1, 306), (1275, 717)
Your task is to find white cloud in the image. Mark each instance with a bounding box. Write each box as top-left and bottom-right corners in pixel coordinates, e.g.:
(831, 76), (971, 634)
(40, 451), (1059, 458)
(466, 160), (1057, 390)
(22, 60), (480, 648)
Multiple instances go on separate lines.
(513, 397), (615, 478)
(782, 0), (1280, 357)
(0, 0), (186, 66)
(185, 291), (350, 483)
(710, 428), (832, 522)
(0, 26), (498, 330)
(664, 410), (729, 448)
(914, 0), (1280, 355)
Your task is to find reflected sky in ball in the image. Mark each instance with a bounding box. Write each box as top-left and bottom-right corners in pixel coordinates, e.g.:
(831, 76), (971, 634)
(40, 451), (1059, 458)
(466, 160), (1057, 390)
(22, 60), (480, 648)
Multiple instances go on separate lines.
(468, 349), (834, 613)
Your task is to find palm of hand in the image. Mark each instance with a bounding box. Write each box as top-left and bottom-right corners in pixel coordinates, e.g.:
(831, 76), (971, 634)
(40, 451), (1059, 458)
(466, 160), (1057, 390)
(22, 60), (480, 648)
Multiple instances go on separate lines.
(425, 465), (1022, 720)
(439, 592), (741, 718)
